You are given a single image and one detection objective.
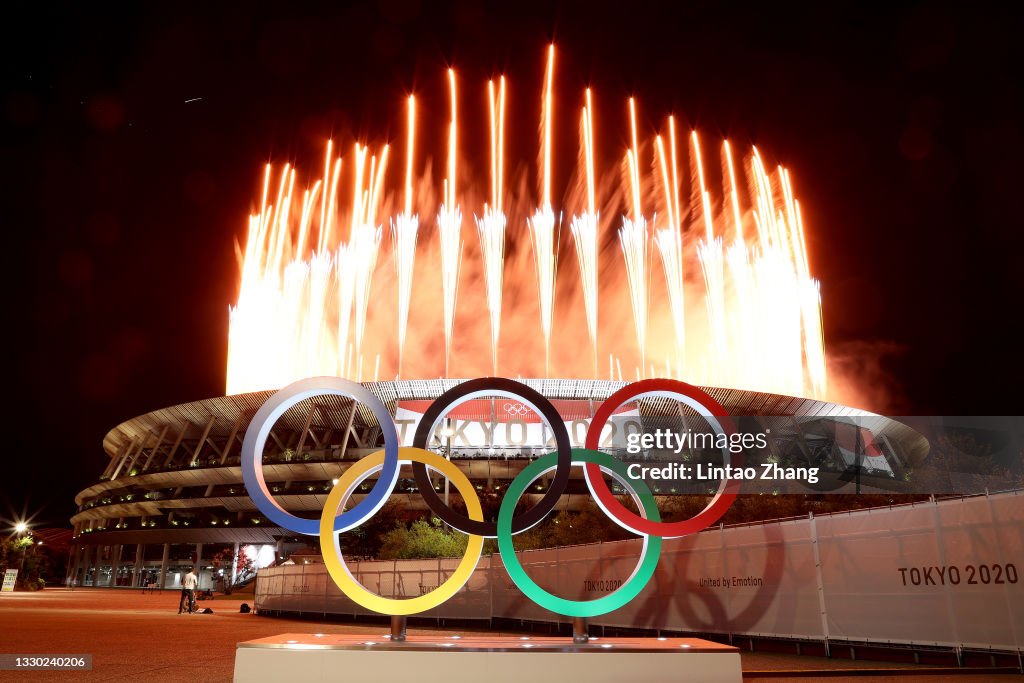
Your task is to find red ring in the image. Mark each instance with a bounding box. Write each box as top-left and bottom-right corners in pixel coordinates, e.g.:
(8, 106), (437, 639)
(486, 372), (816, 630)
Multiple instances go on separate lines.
(584, 378), (740, 538)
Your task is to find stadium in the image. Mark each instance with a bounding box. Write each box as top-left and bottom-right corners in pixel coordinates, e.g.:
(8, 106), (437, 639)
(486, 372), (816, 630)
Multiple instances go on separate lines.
(68, 378), (928, 593)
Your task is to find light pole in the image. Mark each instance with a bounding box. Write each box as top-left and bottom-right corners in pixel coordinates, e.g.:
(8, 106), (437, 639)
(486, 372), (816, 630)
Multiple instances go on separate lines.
(13, 522), (29, 588)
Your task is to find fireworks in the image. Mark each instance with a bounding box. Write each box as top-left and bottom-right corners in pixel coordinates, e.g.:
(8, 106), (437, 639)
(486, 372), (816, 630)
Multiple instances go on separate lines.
(334, 244), (356, 377)
(392, 95), (419, 378)
(618, 98), (650, 373)
(227, 47), (828, 402)
(475, 75), (508, 375)
(528, 45), (559, 376)
(654, 118), (685, 372)
(438, 70), (463, 377)
(693, 131), (727, 386)
(569, 88), (599, 372)
(349, 143), (388, 375)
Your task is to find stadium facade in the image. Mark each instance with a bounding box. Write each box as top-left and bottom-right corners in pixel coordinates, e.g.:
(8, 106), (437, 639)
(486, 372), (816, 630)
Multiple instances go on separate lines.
(69, 379), (928, 591)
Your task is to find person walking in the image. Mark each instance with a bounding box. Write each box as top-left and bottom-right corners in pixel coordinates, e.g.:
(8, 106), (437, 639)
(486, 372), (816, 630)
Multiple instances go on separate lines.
(179, 567), (199, 614)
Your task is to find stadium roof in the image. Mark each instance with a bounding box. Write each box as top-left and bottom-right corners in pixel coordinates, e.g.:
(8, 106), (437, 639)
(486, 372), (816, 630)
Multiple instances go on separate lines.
(102, 379), (927, 464)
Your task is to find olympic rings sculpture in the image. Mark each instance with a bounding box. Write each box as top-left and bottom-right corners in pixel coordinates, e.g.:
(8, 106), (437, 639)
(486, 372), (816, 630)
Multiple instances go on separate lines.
(241, 376), (739, 617)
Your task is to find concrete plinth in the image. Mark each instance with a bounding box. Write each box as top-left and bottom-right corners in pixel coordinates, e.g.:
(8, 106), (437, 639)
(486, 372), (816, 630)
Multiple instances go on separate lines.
(234, 633), (742, 683)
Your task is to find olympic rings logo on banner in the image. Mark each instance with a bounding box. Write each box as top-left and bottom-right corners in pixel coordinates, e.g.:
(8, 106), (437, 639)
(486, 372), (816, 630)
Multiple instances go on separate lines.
(240, 376), (739, 617)
(504, 402), (533, 417)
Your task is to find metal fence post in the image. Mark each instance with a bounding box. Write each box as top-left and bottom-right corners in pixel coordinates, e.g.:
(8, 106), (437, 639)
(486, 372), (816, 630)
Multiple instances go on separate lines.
(809, 511), (831, 657)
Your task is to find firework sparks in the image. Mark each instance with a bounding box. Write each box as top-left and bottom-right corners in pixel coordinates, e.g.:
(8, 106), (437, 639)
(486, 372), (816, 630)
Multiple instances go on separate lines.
(529, 45), (559, 376)
(477, 75), (507, 375)
(227, 47), (828, 401)
(349, 144), (388, 365)
(334, 244), (356, 377)
(654, 118), (685, 372)
(438, 69), (463, 376)
(317, 142), (332, 251)
(229, 165), (286, 392)
(783, 168), (827, 397)
(528, 205), (558, 376)
(304, 251), (331, 377)
(723, 140), (744, 244)
(725, 237), (755, 390)
(722, 139), (755, 386)
(693, 131), (728, 386)
(392, 95), (419, 378)
(570, 88), (599, 372)
(619, 97), (649, 374)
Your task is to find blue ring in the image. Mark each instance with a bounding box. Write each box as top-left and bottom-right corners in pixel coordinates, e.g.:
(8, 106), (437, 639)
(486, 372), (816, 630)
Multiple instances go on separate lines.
(240, 376), (400, 536)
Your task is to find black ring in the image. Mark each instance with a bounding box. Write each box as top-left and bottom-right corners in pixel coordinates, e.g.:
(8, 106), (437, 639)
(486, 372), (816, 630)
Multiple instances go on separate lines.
(411, 377), (573, 537)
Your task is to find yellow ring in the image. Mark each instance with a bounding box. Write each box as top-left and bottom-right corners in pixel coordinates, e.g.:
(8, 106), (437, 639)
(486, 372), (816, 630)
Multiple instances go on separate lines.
(319, 446), (485, 615)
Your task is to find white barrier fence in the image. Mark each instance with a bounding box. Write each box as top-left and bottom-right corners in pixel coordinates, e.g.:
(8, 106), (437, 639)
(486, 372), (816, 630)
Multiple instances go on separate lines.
(256, 490), (1023, 651)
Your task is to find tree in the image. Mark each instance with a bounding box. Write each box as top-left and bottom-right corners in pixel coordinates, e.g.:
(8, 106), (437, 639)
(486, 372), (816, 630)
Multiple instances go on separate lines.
(339, 500), (409, 559)
(0, 535), (62, 591)
(211, 546), (255, 593)
(378, 518), (468, 560)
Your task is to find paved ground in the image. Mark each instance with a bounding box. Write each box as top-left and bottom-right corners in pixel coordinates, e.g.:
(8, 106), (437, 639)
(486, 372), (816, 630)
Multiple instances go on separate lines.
(0, 589), (1019, 682)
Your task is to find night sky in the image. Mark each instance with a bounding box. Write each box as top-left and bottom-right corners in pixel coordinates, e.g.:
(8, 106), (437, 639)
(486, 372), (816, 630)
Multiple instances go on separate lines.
(4, 1), (1022, 527)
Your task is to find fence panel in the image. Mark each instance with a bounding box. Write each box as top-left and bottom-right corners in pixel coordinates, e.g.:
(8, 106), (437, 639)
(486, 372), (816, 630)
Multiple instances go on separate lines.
(255, 491), (1022, 650)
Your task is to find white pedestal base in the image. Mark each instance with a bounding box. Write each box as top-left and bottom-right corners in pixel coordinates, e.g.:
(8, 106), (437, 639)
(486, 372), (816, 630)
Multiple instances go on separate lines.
(234, 633), (742, 683)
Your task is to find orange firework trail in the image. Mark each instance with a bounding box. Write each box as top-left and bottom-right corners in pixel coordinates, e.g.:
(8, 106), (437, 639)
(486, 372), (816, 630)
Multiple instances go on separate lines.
(528, 44), (559, 376)
(723, 139), (755, 385)
(227, 46), (827, 402)
(570, 88), (599, 372)
(392, 95), (419, 377)
(349, 143), (388, 378)
(476, 75), (507, 374)
(618, 97), (650, 374)
(654, 117), (685, 372)
(438, 69), (463, 377)
(693, 131), (728, 386)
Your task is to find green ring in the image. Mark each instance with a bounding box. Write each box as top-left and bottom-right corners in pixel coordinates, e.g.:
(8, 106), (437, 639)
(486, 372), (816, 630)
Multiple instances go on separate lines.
(497, 448), (662, 618)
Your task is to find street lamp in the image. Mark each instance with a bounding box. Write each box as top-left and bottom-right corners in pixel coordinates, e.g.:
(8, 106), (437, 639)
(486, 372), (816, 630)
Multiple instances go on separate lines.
(13, 522), (30, 588)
